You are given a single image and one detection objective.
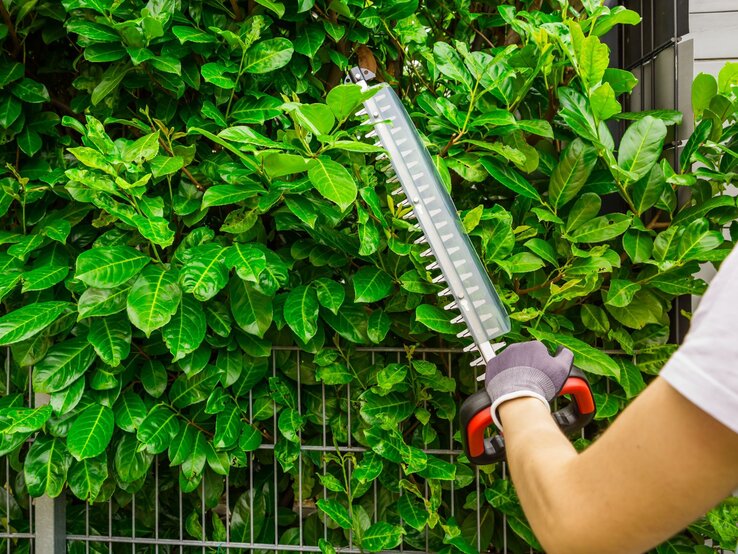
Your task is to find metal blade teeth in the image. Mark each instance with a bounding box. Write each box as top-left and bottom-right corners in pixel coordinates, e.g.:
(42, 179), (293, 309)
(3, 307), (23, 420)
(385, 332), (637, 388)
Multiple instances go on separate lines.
(397, 199), (411, 209)
(470, 356), (486, 367)
(391, 187), (404, 196)
(444, 301), (458, 311)
(414, 235), (428, 245)
(450, 315), (464, 324)
(456, 328), (471, 338)
(402, 210), (416, 220)
(425, 261), (439, 271)
(432, 274), (446, 284)
(438, 287), (453, 297)
(387, 176), (399, 184)
(356, 109), (368, 117)
(463, 343), (479, 353)
(411, 223), (422, 231)
(420, 248), (433, 258)
(366, 130), (378, 138)
(376, 153), (388, 162)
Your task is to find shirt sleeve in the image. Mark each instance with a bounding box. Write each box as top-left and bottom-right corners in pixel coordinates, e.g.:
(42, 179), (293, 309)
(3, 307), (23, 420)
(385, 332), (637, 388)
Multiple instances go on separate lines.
(660, 246), (738, 436)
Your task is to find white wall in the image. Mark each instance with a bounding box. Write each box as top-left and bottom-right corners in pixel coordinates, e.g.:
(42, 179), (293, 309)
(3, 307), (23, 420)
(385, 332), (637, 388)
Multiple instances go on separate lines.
(690, 0), (738, 77)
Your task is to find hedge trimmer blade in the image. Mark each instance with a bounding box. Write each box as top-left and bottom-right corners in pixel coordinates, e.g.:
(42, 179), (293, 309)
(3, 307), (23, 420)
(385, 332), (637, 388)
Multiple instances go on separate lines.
(349, 67), (511, 367)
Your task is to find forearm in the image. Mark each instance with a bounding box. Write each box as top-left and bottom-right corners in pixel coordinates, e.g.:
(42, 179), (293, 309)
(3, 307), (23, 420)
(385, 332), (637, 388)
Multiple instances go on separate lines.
(498, 398), (582, 554)
(498, 380), (738, 554)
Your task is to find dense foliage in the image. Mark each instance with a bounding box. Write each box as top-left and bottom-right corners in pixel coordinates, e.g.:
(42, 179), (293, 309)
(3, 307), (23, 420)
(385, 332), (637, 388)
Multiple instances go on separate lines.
(1, 0), (737, 552)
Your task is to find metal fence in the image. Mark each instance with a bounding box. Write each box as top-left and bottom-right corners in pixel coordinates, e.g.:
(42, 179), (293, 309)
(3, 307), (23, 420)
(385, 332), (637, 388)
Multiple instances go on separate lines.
(3, 346), (531, 554)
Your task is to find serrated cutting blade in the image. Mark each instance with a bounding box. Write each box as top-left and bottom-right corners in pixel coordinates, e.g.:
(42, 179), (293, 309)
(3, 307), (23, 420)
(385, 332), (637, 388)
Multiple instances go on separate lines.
(348, 67), (511, 366)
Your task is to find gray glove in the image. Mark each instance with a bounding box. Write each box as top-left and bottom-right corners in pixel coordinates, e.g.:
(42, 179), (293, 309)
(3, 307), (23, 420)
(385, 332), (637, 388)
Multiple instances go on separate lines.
(484, 340), (574, 430)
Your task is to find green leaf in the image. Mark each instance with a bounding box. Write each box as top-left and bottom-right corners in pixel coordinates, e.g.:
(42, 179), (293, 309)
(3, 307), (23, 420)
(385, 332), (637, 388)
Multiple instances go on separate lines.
(603, 68), (638, 94)
(0, 301), (71, 346)
(24, 436), (72, 497)
(284, 285), (319, 343)
(316, 499), (352, 529)
(22, 264), (69, 293)
(75, 246), (151, 288)
(0, 94), (21, 128)
(605, 280), (641, 308)
(91, 63), (130, 105)
(692, 72), (718, 118)
(353, 266), (393, 303)
(67, 403), (114, 461)
(113, 391), (147, 433)
(548, 138), (597, 210)
(68, 454), (108, 502)
(326, 83), (362, 121)
(360, 391), (414, 426)
(633, 164), (666, 215)
(480, 158), (541, 201)
(224, 243), (266, 283)
(606, 289), (663, 330)
(307, 158), (357, 211)
(718, 61), (738, 94)
(122, 131), (160, 163)
(367, 309), (391, 344)
(214, 402), (242, 449)
(201, 183), (264, 208)
(137, 405), (180, 454)
(126, 265), (182, 336)
(244, 38), (294, 74)
(230, 277), (272, 338)
(565, 192), (601, 233)
(415, 304), (463, 335)
(115, 433), (153, 483)
(527, 328), (620, 379)
(677, 218), (723, 262)
(33, 338), (96, 393)
(679, 119), (712, 173)
(566, 213), (631, 243)
(497, 252), (544, 275)
(578, 35), (609, 90)
(78, 285), (130, 318)
(180, 244), (228, 301)
(0, 405), (51, 434)
(163, 295), (206, 362)
(590, 82), (621, 121)
(314, 278), (344, 315)
(87, 313), (131, 367)
(278, 408), (304, 442)
(293, 25), (325, 58)
(397, 494), (428, 531)
(618, 116), (667, 183)
(623, 231), (653, 263)
(361, 522), (405, 552)
(11, 78), (50, 103)
(433, 42), (472, 90)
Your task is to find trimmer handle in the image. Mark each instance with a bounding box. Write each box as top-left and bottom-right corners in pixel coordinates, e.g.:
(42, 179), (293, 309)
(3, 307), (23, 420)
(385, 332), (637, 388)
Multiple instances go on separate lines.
(460, 367), (596, 465)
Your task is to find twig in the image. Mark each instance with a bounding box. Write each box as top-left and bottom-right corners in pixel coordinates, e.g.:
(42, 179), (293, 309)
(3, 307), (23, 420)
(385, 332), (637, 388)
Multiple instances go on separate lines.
(230, 0), (243, 21)
(516, 273), (563, 295)
(0, 3), (20, 57)
(158, 137), (206, 191)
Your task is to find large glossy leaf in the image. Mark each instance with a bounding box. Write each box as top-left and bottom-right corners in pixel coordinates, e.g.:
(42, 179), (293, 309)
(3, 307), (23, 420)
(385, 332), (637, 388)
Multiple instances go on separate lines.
(0, 301), (71, 346)
(162, 295), (206, 362)
(353, 266), (393, 303)
(87, 313), (131, 367)
(67, 403), (114, 460)
(415, 304), (464, 335)
(224, 243), (266, 283)
(115, 433), (153, 483)
(180, 244), (229, 301)
(230, 277), (272, 338)
(68, 454), (108, 502)
(127, 265), (182, 336)
(307, 157), (357, 211)
(137, 404), (180, 454)
(24, 436), (72, 497)
(214, 401), (242, 449)
(0, 405), (51, 434)
(75, 246), (150, 288)
(617, 116), (667, 182)
(244, 38), (294, 74)
(548, 138), (598, 210)
(201, 184), (264, 209)
(361, 522), (405, 552)
(479, 158), (540, 201)
(113, 391), (147, 433)
(33, 338), (96, 393)
(77, 285), (130, 319)
(528, 328), (620, 379)
(566, 214), (631, 243)
(316, 498), (352, 530)
(283, 285), (319, 343)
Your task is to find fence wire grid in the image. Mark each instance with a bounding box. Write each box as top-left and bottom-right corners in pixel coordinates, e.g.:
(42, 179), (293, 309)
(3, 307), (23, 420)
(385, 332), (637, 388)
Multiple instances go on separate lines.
(2, 346), (546, 554)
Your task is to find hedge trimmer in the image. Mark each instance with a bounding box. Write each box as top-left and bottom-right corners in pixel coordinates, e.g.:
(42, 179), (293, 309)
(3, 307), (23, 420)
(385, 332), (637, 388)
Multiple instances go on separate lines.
(349, 67), (595, 465)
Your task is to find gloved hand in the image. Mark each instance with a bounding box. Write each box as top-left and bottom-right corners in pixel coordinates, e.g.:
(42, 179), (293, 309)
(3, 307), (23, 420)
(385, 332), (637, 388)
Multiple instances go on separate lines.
(484, 340), (574, 430)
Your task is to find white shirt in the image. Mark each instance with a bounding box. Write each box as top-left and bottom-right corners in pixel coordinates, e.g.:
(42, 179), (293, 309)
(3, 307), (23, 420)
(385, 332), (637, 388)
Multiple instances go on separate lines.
(661, 246), (738, 436)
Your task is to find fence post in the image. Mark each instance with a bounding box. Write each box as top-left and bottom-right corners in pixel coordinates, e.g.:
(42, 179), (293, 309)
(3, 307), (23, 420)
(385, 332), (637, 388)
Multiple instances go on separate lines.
(33, 392), (66, 554)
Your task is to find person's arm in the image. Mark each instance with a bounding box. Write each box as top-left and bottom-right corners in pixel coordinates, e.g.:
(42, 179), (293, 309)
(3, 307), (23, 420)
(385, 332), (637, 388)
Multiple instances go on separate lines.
(499, 377), (738, 554)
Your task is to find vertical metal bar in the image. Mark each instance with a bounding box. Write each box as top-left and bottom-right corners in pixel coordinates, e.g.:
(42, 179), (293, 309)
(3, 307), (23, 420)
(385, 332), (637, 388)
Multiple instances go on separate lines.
(108, 495), (112, 553)
(272, 352), (279, 548)
(249, 387), (254, 547)
(33, 392), (66, 554)
(201, 477), (206, 553)
(347, 368), (353, 552)
(396, 352), (403, 553)
(85, 501), (90, 554)
(322, 378), (328, 542)
(179, 484), (183, 544)
(225, 472), (231, 544)
(155, 456), (159, 554)
(296, 350), (303, 548)
(5, 350), (10, 554)
(131, 493), (136, 554)
(448, 352), (455, 519)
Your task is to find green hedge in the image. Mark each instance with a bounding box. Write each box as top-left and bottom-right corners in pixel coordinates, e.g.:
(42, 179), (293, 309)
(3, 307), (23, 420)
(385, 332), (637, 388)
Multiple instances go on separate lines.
(0, 0), (737, 552)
